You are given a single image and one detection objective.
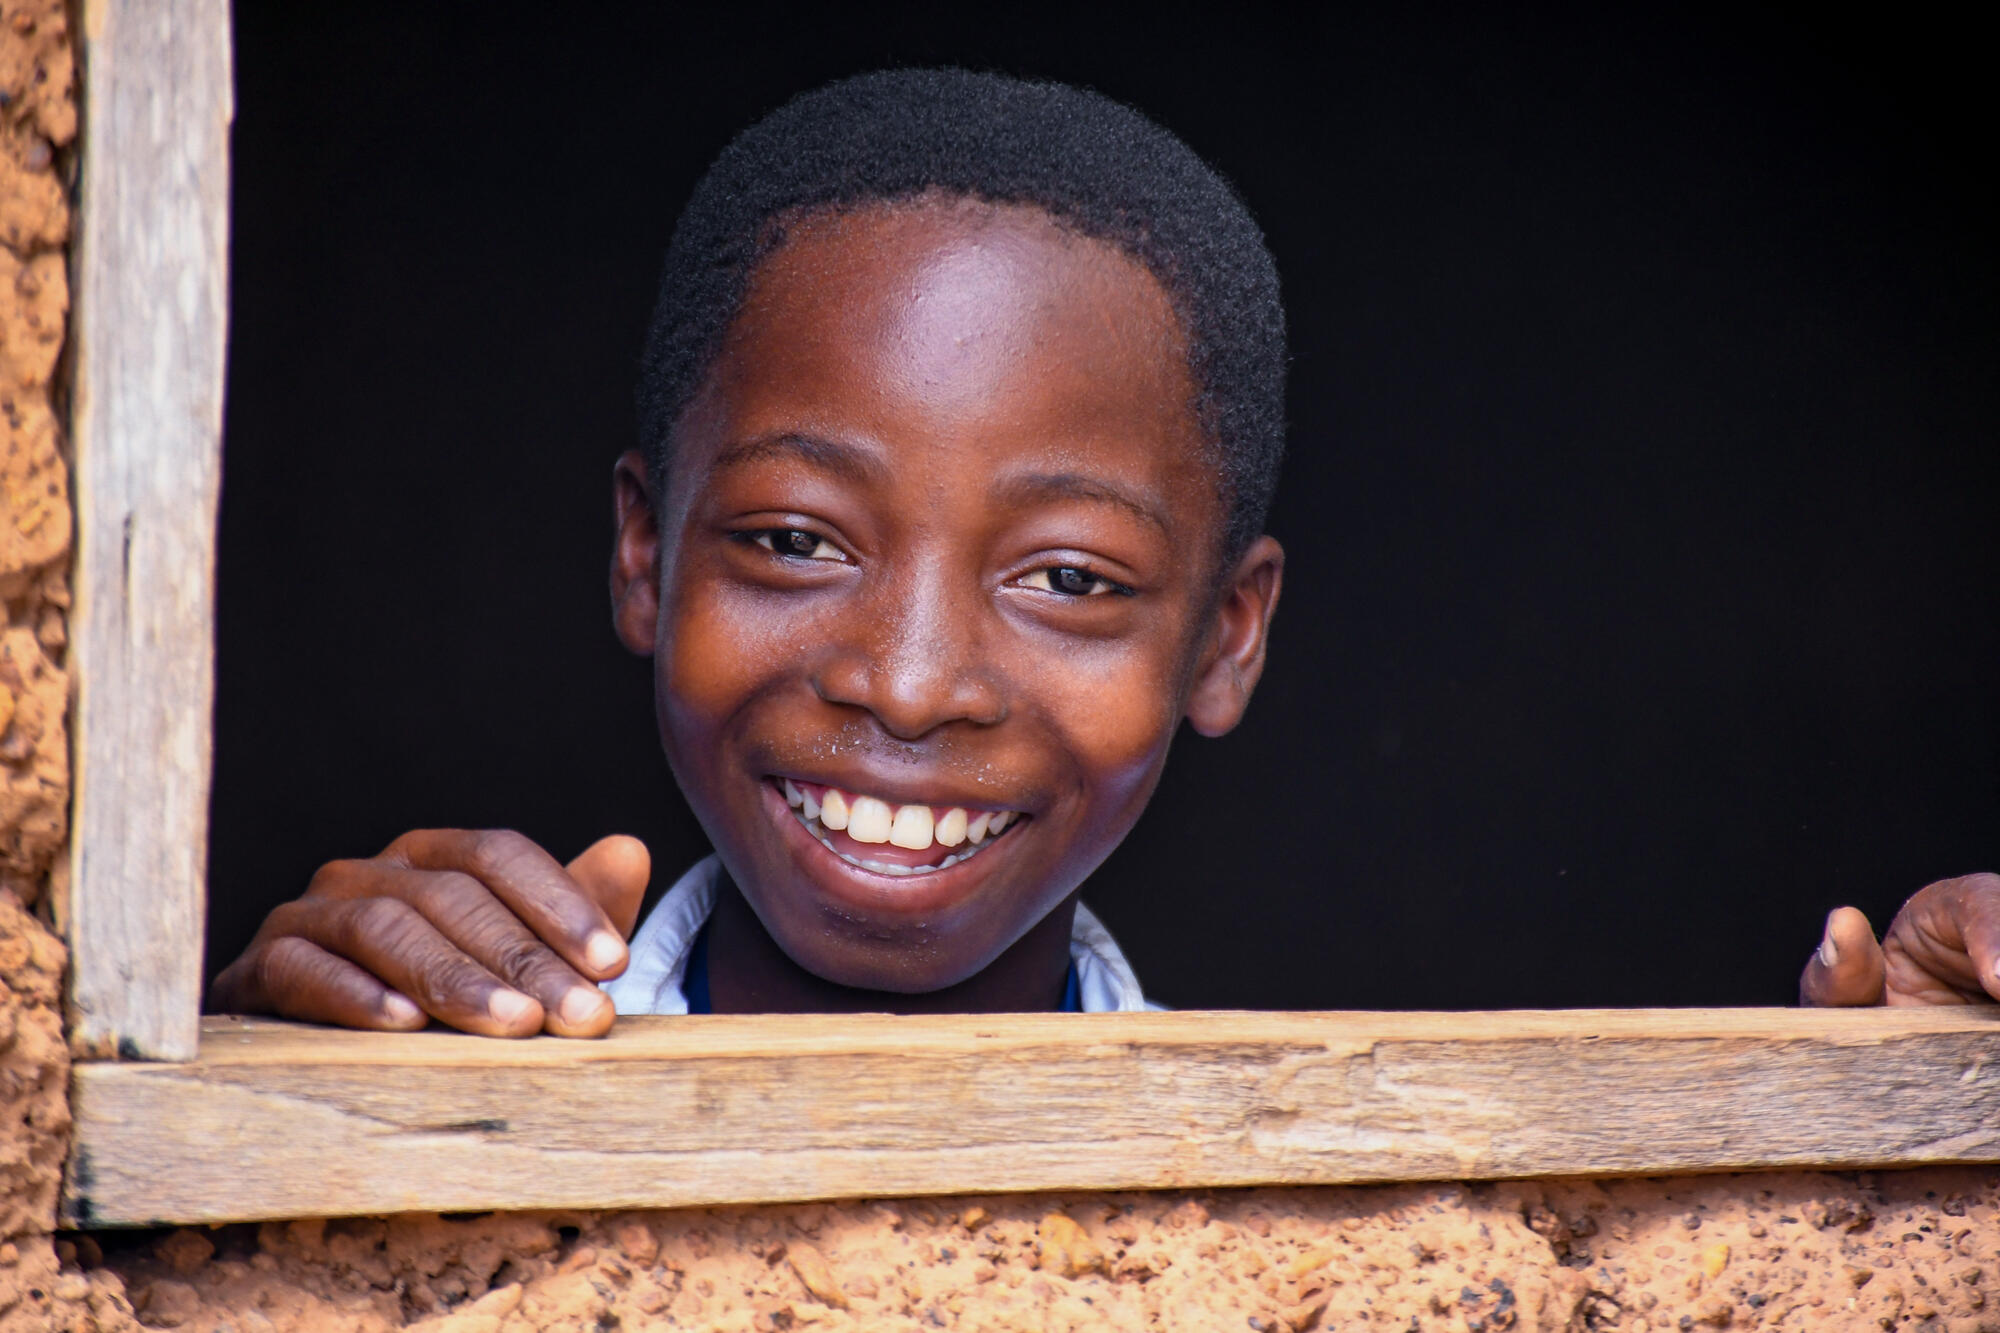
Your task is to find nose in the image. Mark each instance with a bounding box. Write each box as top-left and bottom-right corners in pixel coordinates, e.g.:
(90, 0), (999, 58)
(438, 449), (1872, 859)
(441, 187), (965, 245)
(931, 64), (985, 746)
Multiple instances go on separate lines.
(811, 561), (1007, 739)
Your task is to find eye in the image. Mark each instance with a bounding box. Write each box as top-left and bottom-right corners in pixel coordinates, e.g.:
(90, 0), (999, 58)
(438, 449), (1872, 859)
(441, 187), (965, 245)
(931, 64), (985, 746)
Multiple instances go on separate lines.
(746, 528), (848, 562)
(1018, 565), (1130, 597)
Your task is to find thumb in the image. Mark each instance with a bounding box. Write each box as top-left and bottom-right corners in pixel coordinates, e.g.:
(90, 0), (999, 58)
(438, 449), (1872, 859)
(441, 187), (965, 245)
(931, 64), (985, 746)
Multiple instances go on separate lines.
(1799, 905), (1886, 1006)
(566, 835), (651, 941)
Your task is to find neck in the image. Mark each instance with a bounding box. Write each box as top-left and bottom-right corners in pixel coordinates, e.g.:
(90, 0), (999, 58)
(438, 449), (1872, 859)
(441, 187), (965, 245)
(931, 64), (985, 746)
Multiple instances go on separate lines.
(703, 871), (1078, 1014)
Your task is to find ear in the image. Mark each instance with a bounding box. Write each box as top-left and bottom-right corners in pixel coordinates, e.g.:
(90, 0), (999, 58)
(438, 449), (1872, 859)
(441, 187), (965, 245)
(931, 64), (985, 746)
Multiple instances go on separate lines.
(1184, 535), (1284, 737)
(610, 450), (662, 656)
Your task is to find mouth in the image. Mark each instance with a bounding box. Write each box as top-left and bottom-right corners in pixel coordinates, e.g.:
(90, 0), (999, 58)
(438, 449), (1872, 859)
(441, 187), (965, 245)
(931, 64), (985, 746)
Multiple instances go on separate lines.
(771, 777), (1026, 877)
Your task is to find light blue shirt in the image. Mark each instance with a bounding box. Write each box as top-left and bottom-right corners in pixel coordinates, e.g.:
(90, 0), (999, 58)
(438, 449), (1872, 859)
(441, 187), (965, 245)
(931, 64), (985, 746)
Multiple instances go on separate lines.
(603, 855), (1159, 1014)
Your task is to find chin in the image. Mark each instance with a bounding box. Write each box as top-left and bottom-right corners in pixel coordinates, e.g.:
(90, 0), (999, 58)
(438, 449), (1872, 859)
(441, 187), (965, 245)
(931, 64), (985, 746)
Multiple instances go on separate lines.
(782, 935), (998, 996)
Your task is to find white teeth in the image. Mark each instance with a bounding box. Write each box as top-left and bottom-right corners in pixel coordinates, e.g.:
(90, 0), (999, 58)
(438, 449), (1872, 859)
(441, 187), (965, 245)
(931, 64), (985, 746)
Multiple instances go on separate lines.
(782, 780), (1022, 874)
(847, 795), (893, 844)
(889, 804), (935, 850)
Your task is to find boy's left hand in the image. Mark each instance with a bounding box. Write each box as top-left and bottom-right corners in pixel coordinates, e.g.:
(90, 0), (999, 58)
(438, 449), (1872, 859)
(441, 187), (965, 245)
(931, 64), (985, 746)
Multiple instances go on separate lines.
(1800, 873), (2000, 1006)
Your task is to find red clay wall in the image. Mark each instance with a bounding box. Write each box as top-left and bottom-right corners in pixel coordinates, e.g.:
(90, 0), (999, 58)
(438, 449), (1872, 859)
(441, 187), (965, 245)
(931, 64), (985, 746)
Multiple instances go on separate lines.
(85, 1172), (2000, 1332)
(1, 0), (80, 1325)
(2, 10), (1997, 1332)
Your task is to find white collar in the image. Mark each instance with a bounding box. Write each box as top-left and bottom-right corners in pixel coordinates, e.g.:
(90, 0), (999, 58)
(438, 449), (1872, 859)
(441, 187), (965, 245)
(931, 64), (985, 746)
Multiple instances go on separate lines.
(603, 855), (1158, 1014)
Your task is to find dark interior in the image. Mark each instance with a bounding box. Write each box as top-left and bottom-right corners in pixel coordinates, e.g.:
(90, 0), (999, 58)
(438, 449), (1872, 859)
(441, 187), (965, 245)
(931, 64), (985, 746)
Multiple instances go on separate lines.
(208, 3), (1996, 1009)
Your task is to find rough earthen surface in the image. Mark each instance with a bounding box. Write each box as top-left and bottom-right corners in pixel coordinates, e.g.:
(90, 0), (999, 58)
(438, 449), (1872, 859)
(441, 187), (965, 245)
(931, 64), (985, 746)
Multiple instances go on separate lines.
(0, 5), (76, 1333)
(0, 887), (67, 1253)
(26, 1169), (1986, 1332)
(0, 0), (73, 909)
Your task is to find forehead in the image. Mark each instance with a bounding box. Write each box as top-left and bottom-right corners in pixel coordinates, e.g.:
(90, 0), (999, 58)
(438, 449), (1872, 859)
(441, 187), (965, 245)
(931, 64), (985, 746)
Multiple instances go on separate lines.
(680, 198), (1210, 496)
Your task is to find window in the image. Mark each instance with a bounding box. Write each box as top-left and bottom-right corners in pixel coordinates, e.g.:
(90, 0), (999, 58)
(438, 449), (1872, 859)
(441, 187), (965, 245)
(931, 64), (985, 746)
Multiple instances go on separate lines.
(57, 0), (2000, 1228)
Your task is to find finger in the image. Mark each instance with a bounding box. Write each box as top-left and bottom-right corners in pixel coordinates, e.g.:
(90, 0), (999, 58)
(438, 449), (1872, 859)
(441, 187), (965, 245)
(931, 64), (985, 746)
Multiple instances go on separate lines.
(219, 935), (428, 1031)
(1799, 906), (1885, 1006)
(283, 896), (546, 1037)
(391, 829), (629, 983)
(387, 868), (615, 1036)
(1960, 877), (2000, 1002)
(566, 835), (651, 946)
(307, 842), (618, 1035)
(1882, 872), (2000, 1005)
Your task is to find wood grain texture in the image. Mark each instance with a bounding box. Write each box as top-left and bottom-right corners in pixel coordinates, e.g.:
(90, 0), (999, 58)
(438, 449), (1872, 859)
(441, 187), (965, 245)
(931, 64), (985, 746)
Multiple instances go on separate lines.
(65, 0), (232, 1060)
(63, 1008), (2000, 1225)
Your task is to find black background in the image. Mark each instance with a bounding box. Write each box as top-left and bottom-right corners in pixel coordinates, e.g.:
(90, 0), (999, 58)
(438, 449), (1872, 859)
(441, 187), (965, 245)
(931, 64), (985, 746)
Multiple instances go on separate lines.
(209, 2), (1996, 1009)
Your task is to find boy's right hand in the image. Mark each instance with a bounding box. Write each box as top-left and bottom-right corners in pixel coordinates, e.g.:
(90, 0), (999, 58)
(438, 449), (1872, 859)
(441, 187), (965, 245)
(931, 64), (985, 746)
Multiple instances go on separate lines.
(208, 831), (650, 1037)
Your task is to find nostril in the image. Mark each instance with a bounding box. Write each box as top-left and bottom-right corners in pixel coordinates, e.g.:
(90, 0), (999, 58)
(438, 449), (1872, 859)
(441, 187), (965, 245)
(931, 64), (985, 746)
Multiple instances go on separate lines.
(808, 640), (1006, 735)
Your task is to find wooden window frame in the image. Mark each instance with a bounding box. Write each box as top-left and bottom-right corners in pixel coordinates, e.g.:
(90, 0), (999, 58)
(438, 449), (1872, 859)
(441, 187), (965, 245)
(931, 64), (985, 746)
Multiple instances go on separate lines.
(54, 0), (2000, 1230)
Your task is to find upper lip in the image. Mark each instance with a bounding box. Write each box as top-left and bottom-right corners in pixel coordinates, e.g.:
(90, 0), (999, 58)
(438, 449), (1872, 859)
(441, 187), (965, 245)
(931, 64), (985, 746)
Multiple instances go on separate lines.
(767, 767), (1032, 815)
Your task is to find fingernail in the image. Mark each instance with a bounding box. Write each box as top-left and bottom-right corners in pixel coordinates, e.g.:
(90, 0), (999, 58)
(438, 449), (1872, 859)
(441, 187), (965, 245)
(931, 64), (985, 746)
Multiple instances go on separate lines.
(1818, 935), (1839, 969)
(585, 930), (625, 974)
(381, 993), (422, 1025)
(488, 989), (537, 1026)
(560, 986), (607, 1027)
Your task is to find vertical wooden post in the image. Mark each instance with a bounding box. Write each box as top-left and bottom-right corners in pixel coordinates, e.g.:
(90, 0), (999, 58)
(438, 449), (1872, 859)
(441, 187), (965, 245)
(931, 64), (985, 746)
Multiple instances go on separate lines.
(65, 0), (232, 1061)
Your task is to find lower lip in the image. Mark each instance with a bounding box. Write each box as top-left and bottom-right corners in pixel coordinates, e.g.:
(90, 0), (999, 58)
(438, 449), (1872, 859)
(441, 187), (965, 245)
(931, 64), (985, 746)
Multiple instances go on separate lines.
(759, 780), (1018, 916)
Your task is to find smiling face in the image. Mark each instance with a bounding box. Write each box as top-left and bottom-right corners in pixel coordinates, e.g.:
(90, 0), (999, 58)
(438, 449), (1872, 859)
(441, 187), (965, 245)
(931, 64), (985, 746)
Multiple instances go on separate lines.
(612, 197), (1281, 997)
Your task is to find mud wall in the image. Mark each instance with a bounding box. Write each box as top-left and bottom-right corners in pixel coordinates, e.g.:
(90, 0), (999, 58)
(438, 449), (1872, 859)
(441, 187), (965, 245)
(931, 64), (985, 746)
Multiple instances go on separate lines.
(2, 10), (1998, 1333)
(1, 0), (80, 1326)
(73, 1172), (2000, 1333)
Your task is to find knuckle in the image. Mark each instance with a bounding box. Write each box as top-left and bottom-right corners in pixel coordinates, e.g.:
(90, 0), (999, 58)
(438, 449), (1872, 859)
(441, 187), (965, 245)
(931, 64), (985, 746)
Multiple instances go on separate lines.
(465, 916), (535, 972)
(382, 827), (466, 867)
(304, 858), (367, 899)
(254, 936), (318, 996)
(488, 937), (556, 988)
(512, 925), (584, 982)
(413, 871), (491, 925)
(263, 899), (313, 936)
(345, 897), (424, 954)
(407, 952), (484, 1009)
(465, 828), (534, 880)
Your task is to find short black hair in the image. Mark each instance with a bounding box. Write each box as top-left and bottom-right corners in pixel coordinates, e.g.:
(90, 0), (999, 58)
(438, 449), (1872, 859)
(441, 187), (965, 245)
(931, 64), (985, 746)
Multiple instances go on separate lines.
(638, 68), (1287, 556)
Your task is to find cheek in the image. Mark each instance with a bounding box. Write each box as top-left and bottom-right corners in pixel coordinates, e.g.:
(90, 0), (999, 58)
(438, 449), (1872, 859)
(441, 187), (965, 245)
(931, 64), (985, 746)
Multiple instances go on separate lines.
(1036, 635), (1189, 803)
(654, 574), (787, 744)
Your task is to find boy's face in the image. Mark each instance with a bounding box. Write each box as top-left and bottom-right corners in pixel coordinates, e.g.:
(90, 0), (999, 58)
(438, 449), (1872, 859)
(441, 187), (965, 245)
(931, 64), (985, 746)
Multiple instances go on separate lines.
(613, 197), (1281, 993)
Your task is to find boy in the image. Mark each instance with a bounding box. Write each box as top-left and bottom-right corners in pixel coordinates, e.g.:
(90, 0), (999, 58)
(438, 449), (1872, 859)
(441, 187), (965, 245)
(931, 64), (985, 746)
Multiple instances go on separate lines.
(209, 69), (1997, 1032)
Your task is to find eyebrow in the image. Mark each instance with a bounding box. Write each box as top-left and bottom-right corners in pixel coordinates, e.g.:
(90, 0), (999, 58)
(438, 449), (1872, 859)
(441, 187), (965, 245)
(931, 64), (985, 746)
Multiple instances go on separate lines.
(708, 437), (1172, 535)
(995, 471), (1172, 535)
(707, 432), (891, 487)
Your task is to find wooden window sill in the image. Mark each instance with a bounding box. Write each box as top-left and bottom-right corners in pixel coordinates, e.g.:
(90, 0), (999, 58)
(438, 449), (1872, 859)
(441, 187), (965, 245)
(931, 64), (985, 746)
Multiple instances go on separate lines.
(63, 1007), (2000, 1226)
